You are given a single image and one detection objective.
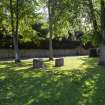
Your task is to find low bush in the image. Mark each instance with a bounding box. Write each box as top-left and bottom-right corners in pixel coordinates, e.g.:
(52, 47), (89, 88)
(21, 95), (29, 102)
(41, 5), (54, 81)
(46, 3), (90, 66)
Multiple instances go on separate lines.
(89, 48), (99, 57)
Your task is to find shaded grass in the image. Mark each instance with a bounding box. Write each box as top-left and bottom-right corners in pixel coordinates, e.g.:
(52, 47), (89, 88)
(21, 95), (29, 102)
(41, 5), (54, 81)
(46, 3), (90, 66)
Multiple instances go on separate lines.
(0, 56), (105, 105)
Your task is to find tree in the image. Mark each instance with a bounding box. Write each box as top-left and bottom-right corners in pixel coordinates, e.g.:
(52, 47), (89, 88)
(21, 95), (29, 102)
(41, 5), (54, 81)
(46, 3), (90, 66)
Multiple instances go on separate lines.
(10, 0), (20, 62)
(48, 0), (54, 60)
(99, 0), (105, 65)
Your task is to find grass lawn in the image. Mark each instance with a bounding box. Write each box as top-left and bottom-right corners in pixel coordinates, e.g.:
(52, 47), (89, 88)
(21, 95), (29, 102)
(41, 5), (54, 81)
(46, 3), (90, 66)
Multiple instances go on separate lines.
(0, 56), (105, 105)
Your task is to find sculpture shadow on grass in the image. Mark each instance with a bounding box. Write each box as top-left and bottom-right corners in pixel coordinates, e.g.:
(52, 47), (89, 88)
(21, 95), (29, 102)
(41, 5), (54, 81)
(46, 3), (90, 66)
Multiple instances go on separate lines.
(0, 57), (105, 105)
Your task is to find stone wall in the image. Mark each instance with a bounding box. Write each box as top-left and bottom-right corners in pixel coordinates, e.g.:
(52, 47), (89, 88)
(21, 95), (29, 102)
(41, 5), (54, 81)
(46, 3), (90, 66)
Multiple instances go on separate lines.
(0, 49), (89, 59)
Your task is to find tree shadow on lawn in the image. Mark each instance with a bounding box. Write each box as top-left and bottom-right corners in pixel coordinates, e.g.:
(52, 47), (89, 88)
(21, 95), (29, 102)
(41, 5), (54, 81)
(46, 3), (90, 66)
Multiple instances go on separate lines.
(79, 57), (105, 105)
(0, 58), (105, 105)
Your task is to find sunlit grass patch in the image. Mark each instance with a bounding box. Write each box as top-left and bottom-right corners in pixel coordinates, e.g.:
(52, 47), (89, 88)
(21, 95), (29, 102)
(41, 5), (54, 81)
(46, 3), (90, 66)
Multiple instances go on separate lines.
(0, 56), (105, 105)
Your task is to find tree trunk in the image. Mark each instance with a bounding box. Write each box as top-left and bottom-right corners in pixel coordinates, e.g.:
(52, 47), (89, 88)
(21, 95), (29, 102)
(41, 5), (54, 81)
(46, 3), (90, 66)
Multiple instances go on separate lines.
(48, 0), (53, 60)
(99, 0), (105, 65)
(15, 0), (20, 62)
(10, 0), (20, 63)
(88, 0), (99, 45)
(100, 43), (105, 65)
(88, 0), (99, 33)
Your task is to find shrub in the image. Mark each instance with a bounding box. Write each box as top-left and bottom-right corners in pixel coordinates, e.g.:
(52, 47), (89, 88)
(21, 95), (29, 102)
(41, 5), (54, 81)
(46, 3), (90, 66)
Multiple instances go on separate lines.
(89, 48), (99, 57)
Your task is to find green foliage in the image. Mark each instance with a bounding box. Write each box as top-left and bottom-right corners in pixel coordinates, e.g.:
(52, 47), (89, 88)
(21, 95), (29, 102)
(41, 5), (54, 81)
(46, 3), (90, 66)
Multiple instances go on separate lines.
(0, 0), (45, 43)
(81, 32), (94, 45)
(32, 22), (49, 39)
(52, 0), (101, 45)
(0, 0), (103, 46)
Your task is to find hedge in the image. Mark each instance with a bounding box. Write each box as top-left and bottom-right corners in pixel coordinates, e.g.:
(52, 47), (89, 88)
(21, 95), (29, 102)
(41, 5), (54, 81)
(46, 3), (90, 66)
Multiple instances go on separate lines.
(0, 38), (93, 49)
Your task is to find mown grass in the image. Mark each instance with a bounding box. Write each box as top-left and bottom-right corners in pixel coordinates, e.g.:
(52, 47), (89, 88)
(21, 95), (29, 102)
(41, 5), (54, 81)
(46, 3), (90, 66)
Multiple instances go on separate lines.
(0, 56), (105, 105)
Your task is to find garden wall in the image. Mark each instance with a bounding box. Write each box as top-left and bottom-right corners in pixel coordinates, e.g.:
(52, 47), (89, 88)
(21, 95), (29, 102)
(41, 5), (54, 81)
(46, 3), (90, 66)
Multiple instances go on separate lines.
(0, 49), (89, 59)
